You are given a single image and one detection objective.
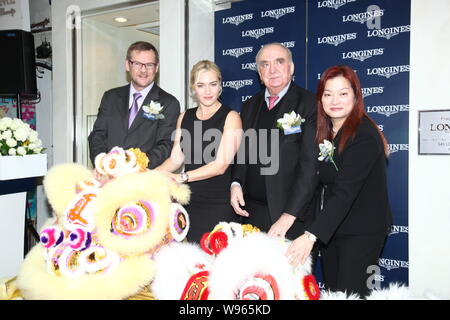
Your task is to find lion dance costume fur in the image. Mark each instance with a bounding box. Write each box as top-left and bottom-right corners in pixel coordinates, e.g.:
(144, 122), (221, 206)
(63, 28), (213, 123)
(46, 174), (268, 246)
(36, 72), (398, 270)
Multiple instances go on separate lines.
(0, 147), (439, 300)
(3, 147), (190, 300)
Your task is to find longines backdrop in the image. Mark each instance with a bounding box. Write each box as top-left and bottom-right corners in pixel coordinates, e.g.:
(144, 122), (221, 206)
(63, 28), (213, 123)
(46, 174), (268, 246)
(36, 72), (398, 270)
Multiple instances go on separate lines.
(215, 0), (410, 288)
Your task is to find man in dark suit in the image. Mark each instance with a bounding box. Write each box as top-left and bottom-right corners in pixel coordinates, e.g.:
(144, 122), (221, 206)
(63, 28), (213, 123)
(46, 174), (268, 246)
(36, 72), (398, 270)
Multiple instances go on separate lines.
(230, 42), (317, 240)
(88, 41), (180, 168)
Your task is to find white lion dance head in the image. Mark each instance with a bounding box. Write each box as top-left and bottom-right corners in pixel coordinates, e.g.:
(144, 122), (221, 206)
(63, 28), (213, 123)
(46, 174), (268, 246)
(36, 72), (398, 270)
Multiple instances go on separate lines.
(152, 222), (320, 300)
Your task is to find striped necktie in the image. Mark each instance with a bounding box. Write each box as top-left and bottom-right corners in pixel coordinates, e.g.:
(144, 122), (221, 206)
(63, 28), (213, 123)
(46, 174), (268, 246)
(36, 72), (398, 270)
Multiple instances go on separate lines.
(128, 92), (142, 128)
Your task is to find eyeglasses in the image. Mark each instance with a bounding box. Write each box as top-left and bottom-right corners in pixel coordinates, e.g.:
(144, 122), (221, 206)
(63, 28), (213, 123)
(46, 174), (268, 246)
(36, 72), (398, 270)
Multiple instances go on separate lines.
(128, 60), (158, 70)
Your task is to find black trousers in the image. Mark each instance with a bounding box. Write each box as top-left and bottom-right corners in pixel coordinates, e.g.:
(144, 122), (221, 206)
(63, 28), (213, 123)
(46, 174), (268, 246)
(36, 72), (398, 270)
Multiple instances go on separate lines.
(320, 233), (387, 298)
(241, 198), (307, 240)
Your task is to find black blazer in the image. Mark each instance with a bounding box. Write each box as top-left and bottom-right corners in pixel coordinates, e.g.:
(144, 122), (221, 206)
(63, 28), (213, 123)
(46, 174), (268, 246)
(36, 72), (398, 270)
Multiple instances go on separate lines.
(88, 84), (180, 169)
(232, 82), (317, 223)
(308, 117), (392, 245)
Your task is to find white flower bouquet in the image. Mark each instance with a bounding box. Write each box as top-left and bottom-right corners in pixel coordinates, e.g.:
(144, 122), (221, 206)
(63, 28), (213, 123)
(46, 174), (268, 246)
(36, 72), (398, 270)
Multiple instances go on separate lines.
(0, 117), (44, 156)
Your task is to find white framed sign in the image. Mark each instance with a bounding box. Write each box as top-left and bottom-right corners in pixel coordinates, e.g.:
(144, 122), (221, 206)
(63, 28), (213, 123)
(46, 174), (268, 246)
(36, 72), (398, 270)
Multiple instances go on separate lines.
(418, 109), (450, 155)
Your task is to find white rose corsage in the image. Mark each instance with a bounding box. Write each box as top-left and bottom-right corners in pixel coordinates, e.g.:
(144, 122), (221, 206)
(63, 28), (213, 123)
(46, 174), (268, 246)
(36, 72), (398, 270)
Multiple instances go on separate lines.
(276, 111), (305, 135)
(318, 139), (338, 171)
(142, 100), (165, 120)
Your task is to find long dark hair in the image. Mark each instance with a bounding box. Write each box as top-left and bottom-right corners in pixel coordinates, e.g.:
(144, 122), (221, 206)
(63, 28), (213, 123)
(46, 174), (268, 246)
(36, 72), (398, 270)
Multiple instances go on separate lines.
(315, 65), (388, 157)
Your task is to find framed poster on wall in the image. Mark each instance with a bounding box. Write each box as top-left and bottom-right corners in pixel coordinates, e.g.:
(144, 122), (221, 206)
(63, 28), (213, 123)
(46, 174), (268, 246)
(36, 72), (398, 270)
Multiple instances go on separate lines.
(418, 109), (450, 155)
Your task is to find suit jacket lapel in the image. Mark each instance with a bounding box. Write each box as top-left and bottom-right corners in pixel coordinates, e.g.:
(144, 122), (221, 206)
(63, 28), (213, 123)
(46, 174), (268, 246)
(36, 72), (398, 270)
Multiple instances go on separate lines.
(117, 85), (130, 133)
(273, 82), (299, 128)
(128, 84), (160, 133)
(248, 92), (265, 129)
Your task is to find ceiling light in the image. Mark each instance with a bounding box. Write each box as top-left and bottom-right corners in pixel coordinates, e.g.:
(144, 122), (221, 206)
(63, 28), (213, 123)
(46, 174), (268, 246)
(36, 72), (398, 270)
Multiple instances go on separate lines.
(114, 17), (128, 23)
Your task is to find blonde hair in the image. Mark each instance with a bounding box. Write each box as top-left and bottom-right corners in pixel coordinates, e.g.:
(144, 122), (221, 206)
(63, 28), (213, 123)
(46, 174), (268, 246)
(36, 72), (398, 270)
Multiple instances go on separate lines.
(190, 60), (223, 101)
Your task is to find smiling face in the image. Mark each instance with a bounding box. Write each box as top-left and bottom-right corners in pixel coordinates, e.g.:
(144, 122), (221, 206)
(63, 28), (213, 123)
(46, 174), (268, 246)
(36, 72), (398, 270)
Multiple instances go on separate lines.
(125, 49), (159, 91)
(256, 44), (294, 96)
(321, 75), (356, 128)
(192, 69), (221, 108)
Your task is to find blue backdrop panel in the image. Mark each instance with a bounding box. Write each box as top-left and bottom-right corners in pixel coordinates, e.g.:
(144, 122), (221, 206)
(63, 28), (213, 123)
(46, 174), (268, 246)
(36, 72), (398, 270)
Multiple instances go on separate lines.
(215, 0), (307, 111)
(215, 0), (410, 291)
(308, 0), (410, 287)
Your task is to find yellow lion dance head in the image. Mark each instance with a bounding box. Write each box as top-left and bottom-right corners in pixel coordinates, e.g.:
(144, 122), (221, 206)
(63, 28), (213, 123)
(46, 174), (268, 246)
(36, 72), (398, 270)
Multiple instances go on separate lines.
(14, 147), (190, 300)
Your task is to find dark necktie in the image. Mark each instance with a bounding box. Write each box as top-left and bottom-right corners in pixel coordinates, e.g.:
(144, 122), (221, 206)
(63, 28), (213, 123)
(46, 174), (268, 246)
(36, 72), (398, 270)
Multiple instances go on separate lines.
(128, 92), (142, 128)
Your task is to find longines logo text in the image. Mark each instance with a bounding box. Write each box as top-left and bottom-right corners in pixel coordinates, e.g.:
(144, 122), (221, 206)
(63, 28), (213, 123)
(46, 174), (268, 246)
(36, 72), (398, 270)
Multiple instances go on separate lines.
(223, 79), (253, 90)
(378, 258), (409, 271)
(242, 27), (275, 39)
(367, 25), (411, 39)
(318, 0), (357, 10)
(388, 144), (409, 154)
(362, 86), (384, 98)
(242, 95), (252, 102)
(430, 122), (450, 132)
(367, 65), (410, 79)
(389, 225), (409, 236)
(222, 13), (253, 26)
(342, 48), (384, 62)
(343, 9), (384, 24)
(241, 62), (257, 71)
(317, 32), (357, 46)
(261, 6), (295, 20)
(222, 46), (253, 58)
(366, 104), (409, 117)
(280, 41), (296, 48)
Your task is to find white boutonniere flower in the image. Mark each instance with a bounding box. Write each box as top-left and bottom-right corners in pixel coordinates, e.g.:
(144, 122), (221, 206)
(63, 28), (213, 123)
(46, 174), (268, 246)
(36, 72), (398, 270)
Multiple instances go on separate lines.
(276, 111), (305, 135)
(142, 100), (165, 120)
(318, 139), (338, 171)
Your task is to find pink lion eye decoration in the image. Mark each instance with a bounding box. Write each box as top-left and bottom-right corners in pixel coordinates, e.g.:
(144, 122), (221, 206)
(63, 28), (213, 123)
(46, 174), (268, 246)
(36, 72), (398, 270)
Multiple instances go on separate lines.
(40, 227), (64, 248)
(68, 228), (92, 251)
(111, 200), (156, 238)
(169, 203), (190, 242)
(237, 273), (280, 300)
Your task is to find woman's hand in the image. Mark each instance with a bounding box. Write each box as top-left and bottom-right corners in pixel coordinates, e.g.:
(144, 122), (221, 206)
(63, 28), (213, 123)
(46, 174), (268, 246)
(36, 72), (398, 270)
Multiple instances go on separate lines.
(158, 170), (181, 183)
(286, 234), (314, 266)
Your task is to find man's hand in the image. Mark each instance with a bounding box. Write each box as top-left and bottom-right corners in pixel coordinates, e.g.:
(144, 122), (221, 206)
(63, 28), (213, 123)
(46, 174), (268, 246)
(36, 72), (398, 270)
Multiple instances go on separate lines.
(286, 234), (314, 266)
(230, 184), (249, 217)
(268, 213), (296, 238)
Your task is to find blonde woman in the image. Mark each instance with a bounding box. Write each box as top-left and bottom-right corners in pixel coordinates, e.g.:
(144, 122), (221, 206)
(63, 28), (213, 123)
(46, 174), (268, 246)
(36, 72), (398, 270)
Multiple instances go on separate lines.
(156, 60), (242, 242)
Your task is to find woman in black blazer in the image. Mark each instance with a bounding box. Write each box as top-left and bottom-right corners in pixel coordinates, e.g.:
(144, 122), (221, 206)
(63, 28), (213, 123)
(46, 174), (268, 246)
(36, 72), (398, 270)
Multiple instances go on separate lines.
(286, 65), (392, 297)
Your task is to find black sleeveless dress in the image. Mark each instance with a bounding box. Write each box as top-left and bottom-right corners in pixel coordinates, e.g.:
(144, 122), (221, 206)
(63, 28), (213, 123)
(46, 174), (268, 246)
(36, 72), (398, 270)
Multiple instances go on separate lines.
(180, 105), (237, 243)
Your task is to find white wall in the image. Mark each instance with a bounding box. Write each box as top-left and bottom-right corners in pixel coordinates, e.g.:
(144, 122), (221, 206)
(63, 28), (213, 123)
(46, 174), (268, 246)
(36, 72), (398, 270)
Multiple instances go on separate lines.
(82, 18), (160, 117)
(187, 0), (215, 109)
(159, 0), (215, 111)
(51, 0), (136, 165)
(159, 0), (186, 110)
(409, 0), (450, 298)
(29, 0), (53, 230)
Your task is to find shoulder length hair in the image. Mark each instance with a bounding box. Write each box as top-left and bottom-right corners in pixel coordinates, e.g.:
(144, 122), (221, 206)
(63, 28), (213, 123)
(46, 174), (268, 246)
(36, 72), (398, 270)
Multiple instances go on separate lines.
(315, 65), (388, 157)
